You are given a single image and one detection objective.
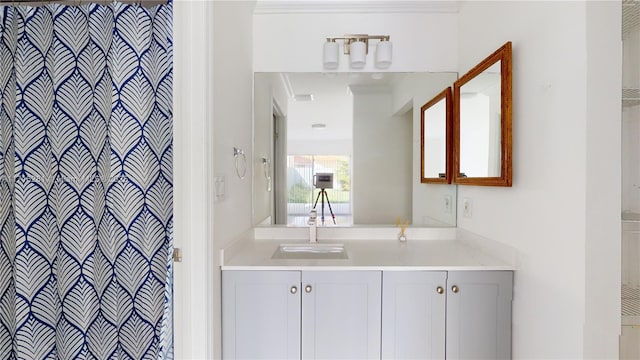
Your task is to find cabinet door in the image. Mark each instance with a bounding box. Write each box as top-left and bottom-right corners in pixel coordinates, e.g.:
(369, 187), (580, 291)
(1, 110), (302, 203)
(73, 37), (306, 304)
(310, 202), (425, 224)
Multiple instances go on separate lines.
(301, 271), (381, 359)
(222, 271), (301, 360)
(381, 271), (447, 359)
(446, 271), (513, 360)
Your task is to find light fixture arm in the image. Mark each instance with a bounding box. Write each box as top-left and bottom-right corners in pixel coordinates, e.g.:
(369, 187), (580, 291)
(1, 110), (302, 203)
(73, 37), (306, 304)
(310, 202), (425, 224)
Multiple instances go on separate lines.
(326, 34), (391, 55)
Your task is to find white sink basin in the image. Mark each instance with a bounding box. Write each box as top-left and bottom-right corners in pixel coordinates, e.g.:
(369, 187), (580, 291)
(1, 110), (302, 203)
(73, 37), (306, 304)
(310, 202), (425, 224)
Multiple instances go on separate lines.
(272, 243), (348, 260)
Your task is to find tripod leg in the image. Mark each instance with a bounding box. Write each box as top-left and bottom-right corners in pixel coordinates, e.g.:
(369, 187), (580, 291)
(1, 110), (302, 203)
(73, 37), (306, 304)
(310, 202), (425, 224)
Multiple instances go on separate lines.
(324, 191), (337, 225)
(313, 190), (322, 210)
(320, 190), (325, 224)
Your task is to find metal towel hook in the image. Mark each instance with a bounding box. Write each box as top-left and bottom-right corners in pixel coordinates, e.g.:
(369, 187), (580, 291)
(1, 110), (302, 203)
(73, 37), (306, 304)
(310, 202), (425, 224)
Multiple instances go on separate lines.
(261, 157), (272, 192)
(233, 147), (247, 180)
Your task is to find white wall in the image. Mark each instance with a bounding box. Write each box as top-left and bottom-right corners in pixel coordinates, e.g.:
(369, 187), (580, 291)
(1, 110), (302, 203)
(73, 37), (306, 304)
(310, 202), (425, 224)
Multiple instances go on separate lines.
(584, 2), (622, 357)
(212, 1), (256, 359)
(352, 89), (411, 223)
(173, 1), (215, 358)
(174, 3), (256, 357)
(457, 1), (621, 358)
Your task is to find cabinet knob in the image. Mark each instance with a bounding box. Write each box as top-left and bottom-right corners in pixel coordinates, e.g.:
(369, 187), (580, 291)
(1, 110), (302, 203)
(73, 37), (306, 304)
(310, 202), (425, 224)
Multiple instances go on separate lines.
(305, 285), (312, 293)
(451, 285), (459, 293)
(436, 286), (444, 294)
(290, 286), (298, 294)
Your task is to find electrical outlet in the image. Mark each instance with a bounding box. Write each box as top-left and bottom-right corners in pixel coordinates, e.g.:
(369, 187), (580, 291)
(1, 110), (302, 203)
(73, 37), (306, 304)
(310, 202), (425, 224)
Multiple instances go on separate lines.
(443, 195), (452, 214)
(463, 197), (472, 218)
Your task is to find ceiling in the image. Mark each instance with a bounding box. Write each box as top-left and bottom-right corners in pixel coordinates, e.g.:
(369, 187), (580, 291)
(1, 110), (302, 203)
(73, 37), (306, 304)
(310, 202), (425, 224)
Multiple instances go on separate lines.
(285, 72), (405, 142)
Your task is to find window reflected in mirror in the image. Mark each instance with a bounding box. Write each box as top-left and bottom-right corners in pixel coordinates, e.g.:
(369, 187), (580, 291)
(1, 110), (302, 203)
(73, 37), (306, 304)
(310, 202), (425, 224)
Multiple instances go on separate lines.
(287, 155), (351, 225)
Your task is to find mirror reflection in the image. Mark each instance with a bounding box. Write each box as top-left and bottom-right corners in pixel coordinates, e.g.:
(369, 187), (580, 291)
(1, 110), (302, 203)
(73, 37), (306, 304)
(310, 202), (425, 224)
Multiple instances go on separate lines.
(421, 87), (452, 183)
(253, 72), (458, 227)
(453, 41), (512, 186)
(459, 65), (501, 178)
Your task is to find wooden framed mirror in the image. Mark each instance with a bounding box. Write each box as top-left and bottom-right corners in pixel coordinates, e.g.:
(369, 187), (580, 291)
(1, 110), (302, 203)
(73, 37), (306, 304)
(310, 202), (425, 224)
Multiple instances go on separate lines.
(453, 41), (512, 186)
(421, 87), (452, 184)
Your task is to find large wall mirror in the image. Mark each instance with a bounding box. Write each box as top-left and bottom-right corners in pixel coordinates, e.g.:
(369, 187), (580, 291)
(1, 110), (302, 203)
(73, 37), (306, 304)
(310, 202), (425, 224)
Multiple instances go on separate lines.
(453, 41), (512, 186)
(421, 87), (452, 184)
(253, 72), (458, 227)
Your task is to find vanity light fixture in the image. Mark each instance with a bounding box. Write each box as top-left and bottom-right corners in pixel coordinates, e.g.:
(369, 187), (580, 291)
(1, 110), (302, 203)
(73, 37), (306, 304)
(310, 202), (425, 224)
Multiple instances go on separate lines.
(311, 123), (327, 130)
(322, 34), (392, 70)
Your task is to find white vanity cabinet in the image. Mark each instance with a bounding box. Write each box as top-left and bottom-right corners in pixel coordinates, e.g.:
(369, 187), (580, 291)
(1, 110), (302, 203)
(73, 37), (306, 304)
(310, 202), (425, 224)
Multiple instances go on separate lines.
(223, 269), (512, 360)
(222, 270), (301, 360)
(382, 271), (448, 359)
(222, 270), (382, 360)
(301, 271), (382, 359)
(382, 271), (513, 360)
(445, 271), (513, 359)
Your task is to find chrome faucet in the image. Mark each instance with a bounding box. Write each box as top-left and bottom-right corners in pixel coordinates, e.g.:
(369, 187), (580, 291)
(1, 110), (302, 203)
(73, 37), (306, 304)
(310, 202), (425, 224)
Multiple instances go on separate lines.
(308, 209), (317, 243)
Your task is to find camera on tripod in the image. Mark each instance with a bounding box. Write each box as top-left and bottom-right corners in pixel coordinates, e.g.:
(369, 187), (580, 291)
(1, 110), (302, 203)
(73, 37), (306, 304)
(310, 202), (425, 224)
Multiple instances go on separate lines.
(313, 173), (333, 189)
(312, 173), (336, 224)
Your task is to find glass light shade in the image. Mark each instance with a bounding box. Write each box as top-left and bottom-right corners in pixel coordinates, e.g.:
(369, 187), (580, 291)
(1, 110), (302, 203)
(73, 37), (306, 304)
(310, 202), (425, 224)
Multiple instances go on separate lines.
(323, 41), (339, 69)
(349, 40), (366, 69)
(375, 40), (392, 69)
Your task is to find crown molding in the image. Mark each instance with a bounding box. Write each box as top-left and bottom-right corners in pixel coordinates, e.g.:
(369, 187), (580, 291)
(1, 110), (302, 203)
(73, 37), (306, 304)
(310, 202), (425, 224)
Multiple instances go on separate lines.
(254, 1), (460, 15)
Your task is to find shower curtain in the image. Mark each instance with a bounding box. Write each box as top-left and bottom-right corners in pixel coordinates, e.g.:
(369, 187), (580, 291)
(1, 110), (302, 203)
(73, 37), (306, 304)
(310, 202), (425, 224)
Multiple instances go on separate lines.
(0, 1), (173, 359)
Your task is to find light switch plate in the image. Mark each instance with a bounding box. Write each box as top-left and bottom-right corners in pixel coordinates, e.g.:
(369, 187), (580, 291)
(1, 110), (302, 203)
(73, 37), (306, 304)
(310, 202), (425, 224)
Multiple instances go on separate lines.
(463, 197), (472, 218)
(443, 195), (452, 214)
(214, 175), (225, 202)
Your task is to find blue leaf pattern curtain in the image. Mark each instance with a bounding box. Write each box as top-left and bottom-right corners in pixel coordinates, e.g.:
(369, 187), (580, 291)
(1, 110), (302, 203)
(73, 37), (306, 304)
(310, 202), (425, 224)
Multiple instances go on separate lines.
(0, 1), (173, 359)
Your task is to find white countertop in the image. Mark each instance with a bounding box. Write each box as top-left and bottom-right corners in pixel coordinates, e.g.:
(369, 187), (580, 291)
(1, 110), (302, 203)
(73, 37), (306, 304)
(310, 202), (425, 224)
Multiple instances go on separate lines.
(220, 227), (515, 271)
